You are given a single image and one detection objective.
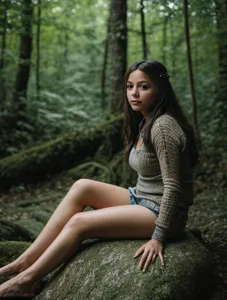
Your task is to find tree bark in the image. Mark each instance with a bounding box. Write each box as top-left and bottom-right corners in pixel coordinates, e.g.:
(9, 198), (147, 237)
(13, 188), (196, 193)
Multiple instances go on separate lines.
(215, 0), (227, 102)
(183, 0), (198, 130)
(101, 16), (110, 110)
(36, 0), (41, 102)
(13, 0), (33, 116)
(109, 0), (127, 114)
(0, 2), (7, 70)
(170, 17), (176, 78)
(0, 2), (8, 106)
(214, 0), (227, 134)
(162, 16), (168, 65)
(140, 0), (147, 59)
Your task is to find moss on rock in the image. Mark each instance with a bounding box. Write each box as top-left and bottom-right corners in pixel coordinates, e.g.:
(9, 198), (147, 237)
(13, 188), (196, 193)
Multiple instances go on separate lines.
(0, 241), (30, 267)
(0, 241), (31, 284)
(0, 219), (33, 242)
(35, 231), (212, 300)
(13, 219), (44, 239)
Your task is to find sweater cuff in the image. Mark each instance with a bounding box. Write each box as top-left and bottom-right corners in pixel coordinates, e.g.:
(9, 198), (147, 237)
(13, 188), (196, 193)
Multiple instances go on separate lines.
(152, 225), (166, 242)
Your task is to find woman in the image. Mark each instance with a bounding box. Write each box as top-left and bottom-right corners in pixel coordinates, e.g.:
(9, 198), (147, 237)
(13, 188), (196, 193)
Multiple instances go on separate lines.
(0, 59), (199, 298)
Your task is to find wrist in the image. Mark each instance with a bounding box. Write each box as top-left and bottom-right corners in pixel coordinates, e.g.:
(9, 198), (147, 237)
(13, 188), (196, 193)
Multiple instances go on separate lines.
(152, 224), (166, 242)
(151, 237), (163, 244)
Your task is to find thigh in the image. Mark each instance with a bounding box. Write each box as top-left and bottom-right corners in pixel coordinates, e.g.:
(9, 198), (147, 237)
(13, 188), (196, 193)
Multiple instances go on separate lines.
(72, 205), (157, 240)
(73, 179), (130, 209)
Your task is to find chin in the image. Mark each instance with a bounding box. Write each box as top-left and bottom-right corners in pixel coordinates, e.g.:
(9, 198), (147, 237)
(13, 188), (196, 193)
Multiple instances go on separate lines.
(130, 106), (142, 112)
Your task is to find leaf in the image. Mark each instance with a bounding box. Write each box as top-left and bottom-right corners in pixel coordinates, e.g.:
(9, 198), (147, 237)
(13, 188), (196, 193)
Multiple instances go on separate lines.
(63, 106), (89, 119)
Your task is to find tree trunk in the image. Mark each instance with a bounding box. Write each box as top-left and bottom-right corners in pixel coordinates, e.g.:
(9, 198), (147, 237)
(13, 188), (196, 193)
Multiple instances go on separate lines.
(0, 2), (8, 106)
(183, 0), (198, 130)
(13, 0), (33, 117)
(0, 115), (124, 191)
(109, 0), (127, 114)
(101, 16), (110, 110)
(215, 0), (227, 132)
(170, 17), (176, 78)
(36, 0), (41, 102)
(162, 16), (168, 65)
(140, 0), (147, 59)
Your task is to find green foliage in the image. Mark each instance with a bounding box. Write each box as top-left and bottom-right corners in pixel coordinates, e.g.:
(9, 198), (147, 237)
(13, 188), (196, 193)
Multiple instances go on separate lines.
(0, 0), (226, 184)
(67, 151), (137, 188)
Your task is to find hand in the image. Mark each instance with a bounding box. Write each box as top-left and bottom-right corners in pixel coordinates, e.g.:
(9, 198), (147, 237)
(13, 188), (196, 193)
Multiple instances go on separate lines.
(134, 239), (164, 272)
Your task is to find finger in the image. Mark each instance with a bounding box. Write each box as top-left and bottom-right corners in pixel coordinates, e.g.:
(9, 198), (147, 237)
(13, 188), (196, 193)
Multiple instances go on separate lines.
(139, 250), (149, 270)
(151, 253), (157, 264)
(142, 252), (153, 272)
(134, 246), (144, 258)
(158, 252), (164, 266)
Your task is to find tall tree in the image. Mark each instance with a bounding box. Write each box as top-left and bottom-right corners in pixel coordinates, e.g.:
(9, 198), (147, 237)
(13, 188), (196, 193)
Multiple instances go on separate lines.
(183, 0), (198, 130)
(13, 0), (33, 121)
(101, 16), (110, 110)
(140, 0), (147, 59)
(0, 1), (8, 106)
(36, 0), (41, 102)
(161, 0), (169, 65)
(215, 0), (227, 132)
(162, 16), (168, 65)
(170, 17), (176, 78)
(109, 0), (127, 114)
(13, 0), (33, 124)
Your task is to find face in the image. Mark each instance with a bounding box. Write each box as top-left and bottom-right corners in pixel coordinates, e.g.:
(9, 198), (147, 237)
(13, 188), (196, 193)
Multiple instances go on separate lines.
(126, 70), (157, 119)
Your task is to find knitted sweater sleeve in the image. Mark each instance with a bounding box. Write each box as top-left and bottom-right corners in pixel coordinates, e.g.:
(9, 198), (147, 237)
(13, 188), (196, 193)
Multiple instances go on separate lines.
(151, 116), (183, 242)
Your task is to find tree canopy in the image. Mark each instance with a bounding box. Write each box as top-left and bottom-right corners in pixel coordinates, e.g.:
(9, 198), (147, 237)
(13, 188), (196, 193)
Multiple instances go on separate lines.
(0, 0), (226, 158)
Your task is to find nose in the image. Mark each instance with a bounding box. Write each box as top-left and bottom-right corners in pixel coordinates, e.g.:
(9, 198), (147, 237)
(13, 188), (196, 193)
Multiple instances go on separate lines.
(131, 86), (139, 97)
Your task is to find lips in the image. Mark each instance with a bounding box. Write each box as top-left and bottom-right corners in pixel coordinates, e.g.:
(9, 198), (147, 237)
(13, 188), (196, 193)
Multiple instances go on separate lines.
(131, 100), (141, 104)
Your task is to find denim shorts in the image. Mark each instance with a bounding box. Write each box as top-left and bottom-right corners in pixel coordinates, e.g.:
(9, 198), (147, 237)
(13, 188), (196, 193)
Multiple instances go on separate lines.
(128, 187), (160, 217)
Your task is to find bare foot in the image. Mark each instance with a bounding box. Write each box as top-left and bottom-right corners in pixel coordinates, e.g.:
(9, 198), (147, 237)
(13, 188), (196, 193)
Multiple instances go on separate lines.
(0, 256), (32, 277)
(0, 261), (20, 277)
(0, 272), (38, 298)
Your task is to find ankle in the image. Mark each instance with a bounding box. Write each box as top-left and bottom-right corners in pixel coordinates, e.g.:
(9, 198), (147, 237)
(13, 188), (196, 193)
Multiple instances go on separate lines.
(16, 256), (31, 273)
(12, 271), (40, 296)
(21, 269), (41, 289)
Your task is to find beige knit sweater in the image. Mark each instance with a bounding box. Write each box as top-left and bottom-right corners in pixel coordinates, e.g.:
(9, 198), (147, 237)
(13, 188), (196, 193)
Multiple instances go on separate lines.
(128, 114), (193, 242)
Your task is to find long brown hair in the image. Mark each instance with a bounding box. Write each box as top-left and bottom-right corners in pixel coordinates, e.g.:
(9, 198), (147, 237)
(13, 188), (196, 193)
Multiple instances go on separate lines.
(123, 59), (200, 168)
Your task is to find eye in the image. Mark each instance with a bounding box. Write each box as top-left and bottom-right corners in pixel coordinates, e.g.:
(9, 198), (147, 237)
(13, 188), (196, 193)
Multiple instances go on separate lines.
(140, 84), (149, 90)
(127, 84), (133, 89)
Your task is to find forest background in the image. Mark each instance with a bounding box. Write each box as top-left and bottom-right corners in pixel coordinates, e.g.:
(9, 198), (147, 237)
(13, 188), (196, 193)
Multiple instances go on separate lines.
(0, 0), (226, 299)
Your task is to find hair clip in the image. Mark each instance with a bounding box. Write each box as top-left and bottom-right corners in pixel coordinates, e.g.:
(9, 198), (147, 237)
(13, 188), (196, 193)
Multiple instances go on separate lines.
(159, 72), (170, 79)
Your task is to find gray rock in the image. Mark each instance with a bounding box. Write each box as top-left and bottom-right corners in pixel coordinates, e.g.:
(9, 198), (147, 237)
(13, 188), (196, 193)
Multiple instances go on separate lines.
(35, 232), (212, 300)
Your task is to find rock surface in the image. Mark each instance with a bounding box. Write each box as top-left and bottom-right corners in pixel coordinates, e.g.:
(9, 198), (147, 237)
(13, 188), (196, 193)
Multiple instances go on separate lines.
(35, 232), (212, 300)
(0, 241), (31, 284)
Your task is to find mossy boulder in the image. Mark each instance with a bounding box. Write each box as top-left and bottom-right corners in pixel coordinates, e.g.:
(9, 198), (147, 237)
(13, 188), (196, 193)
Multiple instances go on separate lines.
(0, 241), (31, 284)
(35, 232), (212, 300)
(0, 219), (33, 242)
(13, 219), (45, 239)
(0, 115), (124, 191)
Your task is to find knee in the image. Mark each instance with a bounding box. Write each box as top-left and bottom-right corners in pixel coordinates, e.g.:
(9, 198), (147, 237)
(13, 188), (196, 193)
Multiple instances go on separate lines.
(64, 212), (88, 237)
(71, 178), (93, 196)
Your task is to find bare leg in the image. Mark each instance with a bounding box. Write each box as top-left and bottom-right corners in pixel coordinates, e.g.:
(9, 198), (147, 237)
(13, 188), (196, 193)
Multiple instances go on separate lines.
(0, 179), (130, 277)
(0, 205), (157, 297)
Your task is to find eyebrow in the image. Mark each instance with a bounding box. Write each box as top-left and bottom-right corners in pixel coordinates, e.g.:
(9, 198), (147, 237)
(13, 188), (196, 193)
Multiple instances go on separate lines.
(127, 80), (149, 83)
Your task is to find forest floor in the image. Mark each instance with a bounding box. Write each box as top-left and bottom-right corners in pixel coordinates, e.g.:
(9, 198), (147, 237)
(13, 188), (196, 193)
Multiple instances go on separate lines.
(0, 170), (226, 300)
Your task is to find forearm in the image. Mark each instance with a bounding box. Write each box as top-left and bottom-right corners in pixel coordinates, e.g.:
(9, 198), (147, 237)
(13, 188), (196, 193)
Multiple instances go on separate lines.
(152, 188), (180, 242)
